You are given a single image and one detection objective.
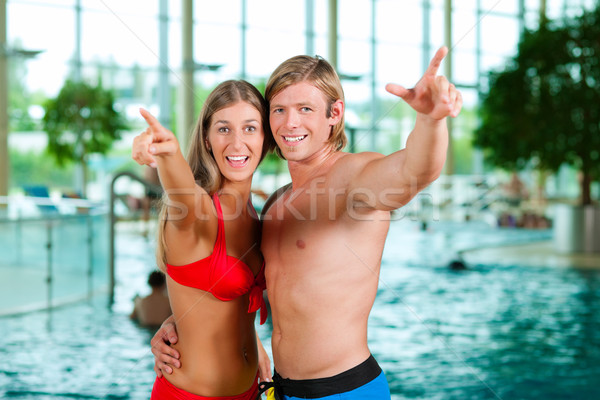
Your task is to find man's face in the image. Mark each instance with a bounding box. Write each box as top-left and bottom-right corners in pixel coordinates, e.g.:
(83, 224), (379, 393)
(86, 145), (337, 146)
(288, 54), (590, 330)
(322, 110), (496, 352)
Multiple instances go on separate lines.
(269, 81), (339, 162)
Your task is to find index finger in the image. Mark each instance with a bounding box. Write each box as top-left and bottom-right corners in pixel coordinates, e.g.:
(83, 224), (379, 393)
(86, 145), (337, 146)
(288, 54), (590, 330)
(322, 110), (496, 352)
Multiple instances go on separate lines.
(425, 46), (448, 76)
(140, 108), (162, 130)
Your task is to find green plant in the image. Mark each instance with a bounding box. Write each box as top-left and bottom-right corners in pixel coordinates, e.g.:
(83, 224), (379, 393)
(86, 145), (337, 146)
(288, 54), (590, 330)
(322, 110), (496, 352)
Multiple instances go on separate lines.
(257, 152), (286, 175)
(42, 80), (128, 197)
(10, 149), (74, 191)
(474, 6), (600, 206)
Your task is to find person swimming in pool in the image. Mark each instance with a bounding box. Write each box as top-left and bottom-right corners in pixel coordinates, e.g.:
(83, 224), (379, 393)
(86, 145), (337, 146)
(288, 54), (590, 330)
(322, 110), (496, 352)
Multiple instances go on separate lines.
(129, 270), (171, 327)
(149, 47), (462, 399)
(132, 80), (275, 399)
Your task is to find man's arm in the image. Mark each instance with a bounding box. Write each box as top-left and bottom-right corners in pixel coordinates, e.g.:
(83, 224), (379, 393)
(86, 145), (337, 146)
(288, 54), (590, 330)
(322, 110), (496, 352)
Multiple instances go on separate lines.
(256, 333), (272, 382)
(150, 315), (181, 377)
(347, 46), (462, 211)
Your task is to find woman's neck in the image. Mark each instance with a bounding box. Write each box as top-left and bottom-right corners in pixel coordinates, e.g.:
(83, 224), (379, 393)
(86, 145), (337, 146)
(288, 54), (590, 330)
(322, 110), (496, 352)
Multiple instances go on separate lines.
(218, 180), (253, 215)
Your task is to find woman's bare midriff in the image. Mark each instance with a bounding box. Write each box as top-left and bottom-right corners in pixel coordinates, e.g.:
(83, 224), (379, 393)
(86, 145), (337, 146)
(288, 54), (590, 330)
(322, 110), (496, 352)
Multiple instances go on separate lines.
(163, 282), (258, 396)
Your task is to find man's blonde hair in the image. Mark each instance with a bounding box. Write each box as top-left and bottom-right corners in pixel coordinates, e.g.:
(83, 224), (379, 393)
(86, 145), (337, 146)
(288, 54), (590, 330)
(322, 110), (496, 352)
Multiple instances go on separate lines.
(265, 55), (347, 158)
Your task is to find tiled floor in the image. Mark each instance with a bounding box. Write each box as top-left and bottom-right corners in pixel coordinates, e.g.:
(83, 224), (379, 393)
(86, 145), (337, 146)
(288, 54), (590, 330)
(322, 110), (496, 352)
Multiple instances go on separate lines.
(463, 240), (600, 269)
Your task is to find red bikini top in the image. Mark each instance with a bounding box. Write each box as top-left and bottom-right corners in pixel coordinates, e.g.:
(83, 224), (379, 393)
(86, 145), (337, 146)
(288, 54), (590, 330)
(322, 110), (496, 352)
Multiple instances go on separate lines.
(166, 193), (267, 324)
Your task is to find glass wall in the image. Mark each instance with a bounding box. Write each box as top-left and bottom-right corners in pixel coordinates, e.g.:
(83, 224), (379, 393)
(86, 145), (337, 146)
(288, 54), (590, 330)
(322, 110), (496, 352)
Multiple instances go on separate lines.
(0, 209), (109, 316)
(4, 0), (597, 186)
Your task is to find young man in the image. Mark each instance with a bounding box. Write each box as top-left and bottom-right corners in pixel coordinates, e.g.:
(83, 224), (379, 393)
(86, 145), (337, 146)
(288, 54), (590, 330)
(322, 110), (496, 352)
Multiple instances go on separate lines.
(130, 270), (172, 327)
(150, 47), (462, 399)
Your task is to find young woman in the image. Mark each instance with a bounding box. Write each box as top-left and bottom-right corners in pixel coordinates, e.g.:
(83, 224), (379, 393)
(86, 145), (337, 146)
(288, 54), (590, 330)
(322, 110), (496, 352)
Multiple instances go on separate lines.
(132, 80), (275, 399)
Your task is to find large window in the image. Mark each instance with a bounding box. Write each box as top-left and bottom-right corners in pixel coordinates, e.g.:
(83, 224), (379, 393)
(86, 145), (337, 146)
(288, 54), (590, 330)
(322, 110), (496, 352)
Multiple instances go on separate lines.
(5, 0), (596, 175)
(8, 1), (76, 96)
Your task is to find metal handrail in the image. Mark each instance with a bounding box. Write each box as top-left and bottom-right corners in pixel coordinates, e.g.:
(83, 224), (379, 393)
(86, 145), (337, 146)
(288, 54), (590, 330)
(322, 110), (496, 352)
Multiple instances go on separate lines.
(108, 171), (162, 306)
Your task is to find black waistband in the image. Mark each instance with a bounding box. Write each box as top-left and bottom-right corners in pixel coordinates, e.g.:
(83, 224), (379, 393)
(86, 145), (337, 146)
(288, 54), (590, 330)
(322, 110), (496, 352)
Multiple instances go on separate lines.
(269, 355), (382, 398)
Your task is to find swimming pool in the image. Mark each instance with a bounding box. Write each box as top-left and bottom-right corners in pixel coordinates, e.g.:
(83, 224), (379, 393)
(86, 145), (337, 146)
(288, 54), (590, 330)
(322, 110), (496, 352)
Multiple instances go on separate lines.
(1, 220), (599, 399)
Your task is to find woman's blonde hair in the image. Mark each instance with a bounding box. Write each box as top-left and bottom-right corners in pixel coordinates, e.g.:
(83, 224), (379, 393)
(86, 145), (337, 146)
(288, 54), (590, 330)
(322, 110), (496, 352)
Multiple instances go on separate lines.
(156, 80), (274, 271)
(265, 55), (347, 159)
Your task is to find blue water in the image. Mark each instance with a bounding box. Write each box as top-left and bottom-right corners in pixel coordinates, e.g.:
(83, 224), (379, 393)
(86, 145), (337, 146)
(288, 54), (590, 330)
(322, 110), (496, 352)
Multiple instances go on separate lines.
(373, 221), (600, 399)
(1, 220), (599, 399)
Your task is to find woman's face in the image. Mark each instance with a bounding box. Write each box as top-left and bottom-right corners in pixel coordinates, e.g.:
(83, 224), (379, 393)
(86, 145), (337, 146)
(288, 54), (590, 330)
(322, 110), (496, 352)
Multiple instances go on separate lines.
(206, 101), (265, 185)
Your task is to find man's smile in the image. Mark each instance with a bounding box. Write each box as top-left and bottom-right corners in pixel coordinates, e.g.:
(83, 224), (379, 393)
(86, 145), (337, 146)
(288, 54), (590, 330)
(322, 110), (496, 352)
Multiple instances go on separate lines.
(282, 135), (307, 143)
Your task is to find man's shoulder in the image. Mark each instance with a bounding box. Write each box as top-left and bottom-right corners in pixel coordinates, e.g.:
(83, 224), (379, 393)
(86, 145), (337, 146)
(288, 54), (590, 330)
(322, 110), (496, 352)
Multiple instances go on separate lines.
(329, 151), (384, 178)
(331, 150), (383, 165)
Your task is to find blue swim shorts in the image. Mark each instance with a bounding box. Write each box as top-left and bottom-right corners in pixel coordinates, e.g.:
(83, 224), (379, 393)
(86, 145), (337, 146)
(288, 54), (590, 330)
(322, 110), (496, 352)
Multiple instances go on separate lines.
(259, 354), (391, 399)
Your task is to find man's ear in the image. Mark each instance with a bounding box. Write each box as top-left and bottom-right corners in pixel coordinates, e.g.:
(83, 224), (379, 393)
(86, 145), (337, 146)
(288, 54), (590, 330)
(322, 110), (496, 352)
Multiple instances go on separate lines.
(329, 99), (344, 126)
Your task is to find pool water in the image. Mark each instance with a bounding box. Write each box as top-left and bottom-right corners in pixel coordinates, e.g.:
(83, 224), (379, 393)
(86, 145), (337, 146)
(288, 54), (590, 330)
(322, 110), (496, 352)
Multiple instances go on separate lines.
(1, 301), (155, 399)
(373, 222), (600, 399)
(1, 230), (157, 400)
(1, 220), (599, 399)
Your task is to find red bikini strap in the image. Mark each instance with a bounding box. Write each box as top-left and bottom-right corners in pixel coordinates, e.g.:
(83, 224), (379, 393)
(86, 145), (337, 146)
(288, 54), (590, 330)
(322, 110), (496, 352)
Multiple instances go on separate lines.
(212, 193), (226, 252)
